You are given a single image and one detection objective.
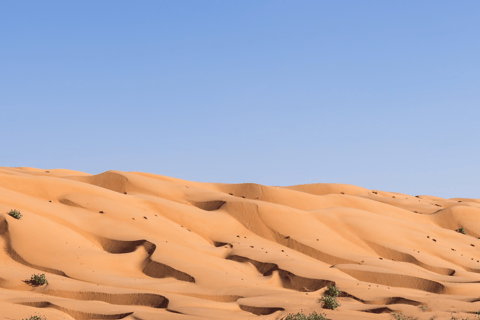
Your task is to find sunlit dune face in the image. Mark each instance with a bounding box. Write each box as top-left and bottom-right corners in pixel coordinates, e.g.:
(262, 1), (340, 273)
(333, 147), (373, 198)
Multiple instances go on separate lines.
(1, 167), (479, 320)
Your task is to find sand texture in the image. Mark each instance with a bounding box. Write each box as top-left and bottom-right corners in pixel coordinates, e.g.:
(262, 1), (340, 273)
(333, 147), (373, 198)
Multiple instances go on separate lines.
(1, 167), (480, 320)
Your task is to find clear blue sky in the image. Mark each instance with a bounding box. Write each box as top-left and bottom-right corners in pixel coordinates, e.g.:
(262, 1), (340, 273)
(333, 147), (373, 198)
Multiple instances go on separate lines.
(1, 1), (479, 198)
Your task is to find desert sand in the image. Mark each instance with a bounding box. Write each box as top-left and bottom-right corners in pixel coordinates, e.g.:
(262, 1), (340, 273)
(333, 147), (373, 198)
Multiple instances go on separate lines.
(1, 167), (480, 320)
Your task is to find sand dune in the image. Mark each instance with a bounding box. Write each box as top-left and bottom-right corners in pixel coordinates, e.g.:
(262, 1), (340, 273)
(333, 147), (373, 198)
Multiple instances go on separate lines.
(1, 167), (480, 320)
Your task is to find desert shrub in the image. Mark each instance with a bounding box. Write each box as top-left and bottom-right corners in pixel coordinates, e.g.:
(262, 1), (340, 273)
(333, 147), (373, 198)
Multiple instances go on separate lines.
(457, 227), (467, 235)
(392, 313), (418, 320)
(23, 316), (46, 320)
(419, 305), (429, 312)
(325, 285), (341, 297)
(317, 284), (341, 310)
(8, 209), (22, 219)
(320, 295), (340, 310)
(30, 274), (47, 285)
(284, 311), (327, 320)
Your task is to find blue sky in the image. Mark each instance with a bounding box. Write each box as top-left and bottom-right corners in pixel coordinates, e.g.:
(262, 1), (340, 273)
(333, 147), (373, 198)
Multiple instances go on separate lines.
(1, 1), (479, 198)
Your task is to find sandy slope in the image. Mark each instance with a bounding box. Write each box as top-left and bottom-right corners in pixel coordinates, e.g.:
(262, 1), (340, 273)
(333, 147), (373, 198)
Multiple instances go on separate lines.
(1, 168), (480, 320)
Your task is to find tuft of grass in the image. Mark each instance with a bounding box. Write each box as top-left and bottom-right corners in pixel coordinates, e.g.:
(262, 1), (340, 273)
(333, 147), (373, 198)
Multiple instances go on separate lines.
(284, 311), (327, 320)
(457, 227), (467, 235)
(320, 295), (340, 310)
(325, 285), (341, 297)
(30, 274), (47, 286)
(8, 209), (22, 219)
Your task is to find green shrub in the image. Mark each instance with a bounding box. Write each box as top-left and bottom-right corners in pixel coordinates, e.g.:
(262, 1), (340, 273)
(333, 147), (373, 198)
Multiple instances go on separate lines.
(30, 274), (47, 286)
(457, 227), (467, 235)
(320, 295), (340, 310)
(284, 311), (327, 320)
(8, 209), (22, 219)
(325, 285), (341, 297)
(419, 305), (429, 312)
(392, 313), (418, 320)
(23, 316), (46, 320)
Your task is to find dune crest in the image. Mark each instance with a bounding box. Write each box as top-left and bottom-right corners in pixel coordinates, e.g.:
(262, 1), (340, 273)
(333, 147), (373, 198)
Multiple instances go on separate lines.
(1, 167), (479, 320)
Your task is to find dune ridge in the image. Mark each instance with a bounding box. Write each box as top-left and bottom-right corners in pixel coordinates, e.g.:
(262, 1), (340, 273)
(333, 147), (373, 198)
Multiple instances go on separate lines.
(1, 167), (480, 320)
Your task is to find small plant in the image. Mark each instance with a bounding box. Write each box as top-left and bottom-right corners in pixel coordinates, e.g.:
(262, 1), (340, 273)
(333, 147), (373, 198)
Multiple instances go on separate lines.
(325, 284), (341, 297)
(30, 274), (47, 286)
(284, 311), (327, 320)
(457, 227), (467, 235)
(420, 305), (429, 312)
(321, 295), (340, 310)
(23, 316), (46, 320)
(8, 209), (22, 219)
(392, 314), (418, 320)
(318, 284), (341, 310)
